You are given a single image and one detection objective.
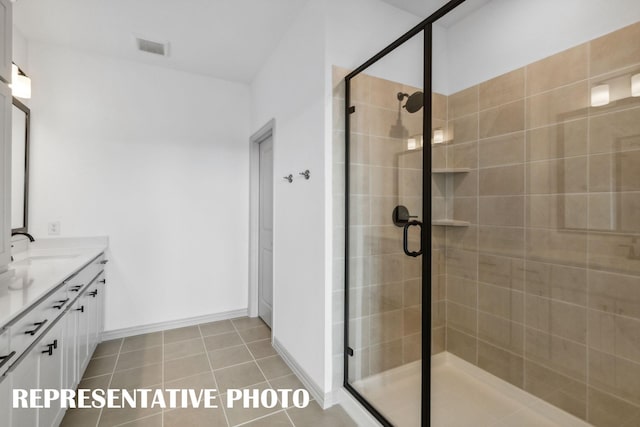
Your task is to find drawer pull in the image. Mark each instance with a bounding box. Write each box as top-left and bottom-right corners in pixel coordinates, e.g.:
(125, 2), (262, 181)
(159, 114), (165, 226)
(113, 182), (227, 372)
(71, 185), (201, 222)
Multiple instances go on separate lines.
(53, 298), (70, 309)
(25, 320), (48, 336)
(70, 285), (83, 292)
(98, 279), (106, 284)
(89, 290), (98, 298)
(75, 306), (85, 313)
(0, 351), (16, 369)
(42, 340), (58, 357)
(99, 260), (109, 265)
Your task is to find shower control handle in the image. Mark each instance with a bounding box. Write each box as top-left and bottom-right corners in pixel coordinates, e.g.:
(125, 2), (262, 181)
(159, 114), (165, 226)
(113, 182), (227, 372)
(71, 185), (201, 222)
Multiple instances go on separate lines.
(403, 220), (423, 257)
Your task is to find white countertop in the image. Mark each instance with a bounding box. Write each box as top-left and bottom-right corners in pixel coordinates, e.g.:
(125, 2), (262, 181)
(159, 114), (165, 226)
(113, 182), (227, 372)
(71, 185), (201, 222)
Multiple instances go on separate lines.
(0, 237), (108, 328)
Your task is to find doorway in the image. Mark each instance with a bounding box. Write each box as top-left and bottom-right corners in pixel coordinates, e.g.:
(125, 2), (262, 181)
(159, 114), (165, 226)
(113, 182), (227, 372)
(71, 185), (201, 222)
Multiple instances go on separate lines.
(249, 120), (275, 329)
(258, 135), (274, 328)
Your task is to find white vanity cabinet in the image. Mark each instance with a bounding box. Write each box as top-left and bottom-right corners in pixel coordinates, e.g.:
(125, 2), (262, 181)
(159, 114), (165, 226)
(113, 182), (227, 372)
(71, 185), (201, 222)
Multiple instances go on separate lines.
(0, 0), (11, 84)
(2, 252), (107, 426)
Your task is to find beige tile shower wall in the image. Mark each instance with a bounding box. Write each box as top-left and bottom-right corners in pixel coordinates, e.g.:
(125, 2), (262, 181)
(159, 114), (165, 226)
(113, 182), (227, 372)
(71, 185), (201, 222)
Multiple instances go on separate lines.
(443, 21), (640, 427)
(332, 66), (442, 385)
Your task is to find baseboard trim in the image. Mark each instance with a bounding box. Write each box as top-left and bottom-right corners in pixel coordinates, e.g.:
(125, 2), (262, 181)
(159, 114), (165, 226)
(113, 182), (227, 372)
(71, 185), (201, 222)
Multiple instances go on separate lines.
(272, 337), (329, 408)
(101, 308), (248, 340)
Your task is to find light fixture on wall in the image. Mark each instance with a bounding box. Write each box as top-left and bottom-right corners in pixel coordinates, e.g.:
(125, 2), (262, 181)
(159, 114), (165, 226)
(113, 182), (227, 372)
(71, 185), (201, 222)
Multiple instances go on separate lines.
(433, 128), (445, 144)
(632, 73), (640, 97)
(590, 84), (609, 107)
(9, 63), (32, 99)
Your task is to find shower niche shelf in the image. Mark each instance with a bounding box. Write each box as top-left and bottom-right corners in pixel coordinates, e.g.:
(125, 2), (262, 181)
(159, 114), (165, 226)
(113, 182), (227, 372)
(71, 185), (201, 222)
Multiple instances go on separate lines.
(431, 167), (471, 227)
(432, 219), (470, 227)
(432, 168), (470, 174)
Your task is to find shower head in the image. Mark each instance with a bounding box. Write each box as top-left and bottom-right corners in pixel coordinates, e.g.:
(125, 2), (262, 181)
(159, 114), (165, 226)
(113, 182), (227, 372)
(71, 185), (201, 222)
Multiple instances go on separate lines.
(398, 91), (424, 113)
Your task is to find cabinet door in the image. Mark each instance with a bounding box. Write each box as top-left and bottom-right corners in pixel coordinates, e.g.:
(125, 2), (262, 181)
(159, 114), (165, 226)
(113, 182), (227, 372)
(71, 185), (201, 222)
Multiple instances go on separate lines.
(37, 320), (64, 427)
(75, 298), (90, 377)
(0, 82), (10, 269)
(97, 276), (105, 341)
(0, 373), (11, 426)
(10, 344), (39, 427)
(0, 0), (11, 84)
(63, 308), (77, 390)
(87, 286), (99, 354)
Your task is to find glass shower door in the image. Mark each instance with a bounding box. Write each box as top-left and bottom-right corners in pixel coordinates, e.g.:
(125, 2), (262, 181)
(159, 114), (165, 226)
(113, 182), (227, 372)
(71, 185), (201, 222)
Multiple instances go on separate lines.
(344, 31), (425, 427)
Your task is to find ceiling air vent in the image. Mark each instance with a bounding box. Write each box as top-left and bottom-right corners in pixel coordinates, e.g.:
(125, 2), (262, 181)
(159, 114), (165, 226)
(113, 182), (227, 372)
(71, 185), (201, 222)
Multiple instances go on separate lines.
(135, 37), (169, 57)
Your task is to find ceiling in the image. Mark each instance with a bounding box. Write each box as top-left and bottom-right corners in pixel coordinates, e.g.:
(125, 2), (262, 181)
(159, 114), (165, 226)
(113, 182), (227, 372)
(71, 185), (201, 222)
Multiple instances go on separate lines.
(13, 0), (309, 84)
(378, 0), (492, 26)
(14, 0), (492, 84)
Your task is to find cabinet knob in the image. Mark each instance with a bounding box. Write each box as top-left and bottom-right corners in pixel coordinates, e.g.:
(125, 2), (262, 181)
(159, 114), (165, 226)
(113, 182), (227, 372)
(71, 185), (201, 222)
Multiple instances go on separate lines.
(75, 306), (85, 313)
(98, 279), (106, 284)
(70, 285), (83, 292)
(89, 290), (98, 298)
(99, 260), (109, 265)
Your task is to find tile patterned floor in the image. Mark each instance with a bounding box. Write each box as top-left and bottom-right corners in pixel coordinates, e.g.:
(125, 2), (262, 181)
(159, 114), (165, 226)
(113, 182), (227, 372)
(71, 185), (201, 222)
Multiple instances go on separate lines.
(60, 317), (356, 427)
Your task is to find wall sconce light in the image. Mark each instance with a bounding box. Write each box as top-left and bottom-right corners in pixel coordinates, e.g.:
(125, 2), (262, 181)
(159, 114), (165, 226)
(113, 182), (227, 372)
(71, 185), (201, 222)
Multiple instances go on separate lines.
(632, 73), (640, 97)
(433, 128), (445, 144)
(591, 84), (609, 107)
(10, 63), (32, 99)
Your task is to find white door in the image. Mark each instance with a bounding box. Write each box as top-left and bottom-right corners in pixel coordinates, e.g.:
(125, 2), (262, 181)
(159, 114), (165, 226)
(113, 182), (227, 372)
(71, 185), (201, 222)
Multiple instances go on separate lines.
(258, 136), (274, 328)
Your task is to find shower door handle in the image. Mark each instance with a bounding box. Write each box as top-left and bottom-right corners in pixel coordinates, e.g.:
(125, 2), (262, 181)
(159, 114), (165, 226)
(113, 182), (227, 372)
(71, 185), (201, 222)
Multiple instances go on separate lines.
(403, 220), (423, 257)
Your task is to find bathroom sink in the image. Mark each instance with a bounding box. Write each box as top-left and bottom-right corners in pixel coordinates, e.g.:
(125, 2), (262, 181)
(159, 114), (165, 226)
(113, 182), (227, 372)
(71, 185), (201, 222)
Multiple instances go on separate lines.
(12, 254), (79, 267)
(28, 254), (79, 260)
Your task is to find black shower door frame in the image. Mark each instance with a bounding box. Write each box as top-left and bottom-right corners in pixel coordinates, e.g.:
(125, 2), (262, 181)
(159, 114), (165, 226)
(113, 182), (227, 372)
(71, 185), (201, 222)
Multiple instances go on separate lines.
(343, 1), (467, 426)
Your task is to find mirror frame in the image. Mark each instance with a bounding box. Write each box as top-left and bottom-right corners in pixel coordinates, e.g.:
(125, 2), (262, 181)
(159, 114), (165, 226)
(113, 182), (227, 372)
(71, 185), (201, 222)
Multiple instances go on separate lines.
(12, 97), (30, 234)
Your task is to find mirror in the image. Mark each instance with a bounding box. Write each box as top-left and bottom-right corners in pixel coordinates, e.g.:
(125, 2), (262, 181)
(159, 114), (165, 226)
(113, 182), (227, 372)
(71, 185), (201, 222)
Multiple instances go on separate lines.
(11, 98), (30, 233)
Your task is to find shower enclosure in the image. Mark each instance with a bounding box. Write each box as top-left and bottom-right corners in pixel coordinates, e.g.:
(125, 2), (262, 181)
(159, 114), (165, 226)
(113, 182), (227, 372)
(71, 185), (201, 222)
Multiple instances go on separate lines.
(342, 0), (640, 425)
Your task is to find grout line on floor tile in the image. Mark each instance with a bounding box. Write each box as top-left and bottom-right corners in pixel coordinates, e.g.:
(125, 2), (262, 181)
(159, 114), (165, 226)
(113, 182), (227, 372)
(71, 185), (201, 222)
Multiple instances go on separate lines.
(233, 409), (290, 427)
(117, 344), (164, 356)
(199, 323), (231, 426)
(161, 327), (165, 427)
(113, 412), (161, 427)
(232, 320), (279, 422)
(96, 337), (124, 427)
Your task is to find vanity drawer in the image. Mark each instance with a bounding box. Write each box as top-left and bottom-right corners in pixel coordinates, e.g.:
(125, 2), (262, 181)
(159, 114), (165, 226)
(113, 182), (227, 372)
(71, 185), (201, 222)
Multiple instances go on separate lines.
(41, 283), (71, 315)
(85, 253), (106, 284)
(7, 286), (66, 365)
(68, 253), (105, 296)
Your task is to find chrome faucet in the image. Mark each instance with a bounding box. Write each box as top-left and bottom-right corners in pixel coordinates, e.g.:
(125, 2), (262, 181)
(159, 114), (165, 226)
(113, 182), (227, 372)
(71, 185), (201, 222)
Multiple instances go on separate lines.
(11, 231), (35, 242)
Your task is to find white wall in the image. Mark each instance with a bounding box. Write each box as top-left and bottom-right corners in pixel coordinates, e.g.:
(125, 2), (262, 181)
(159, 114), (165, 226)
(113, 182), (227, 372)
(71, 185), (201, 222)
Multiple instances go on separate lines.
(27, 41), (251, 331)
(443, 0), (640, 93)
(250, 0), (425, 398)
(12, 27), (28, 75)
(251, 0), (329, 394)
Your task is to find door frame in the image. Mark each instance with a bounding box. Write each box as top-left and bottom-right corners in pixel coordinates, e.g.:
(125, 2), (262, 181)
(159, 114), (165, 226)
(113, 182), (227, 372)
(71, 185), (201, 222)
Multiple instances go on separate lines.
(249, 119), (276, 322)
(343, 1), (467, 426)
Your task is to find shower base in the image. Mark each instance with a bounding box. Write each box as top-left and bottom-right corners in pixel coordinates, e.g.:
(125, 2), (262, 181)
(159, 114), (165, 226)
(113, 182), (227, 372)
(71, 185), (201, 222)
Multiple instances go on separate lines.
(351, 352), (591, 426)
